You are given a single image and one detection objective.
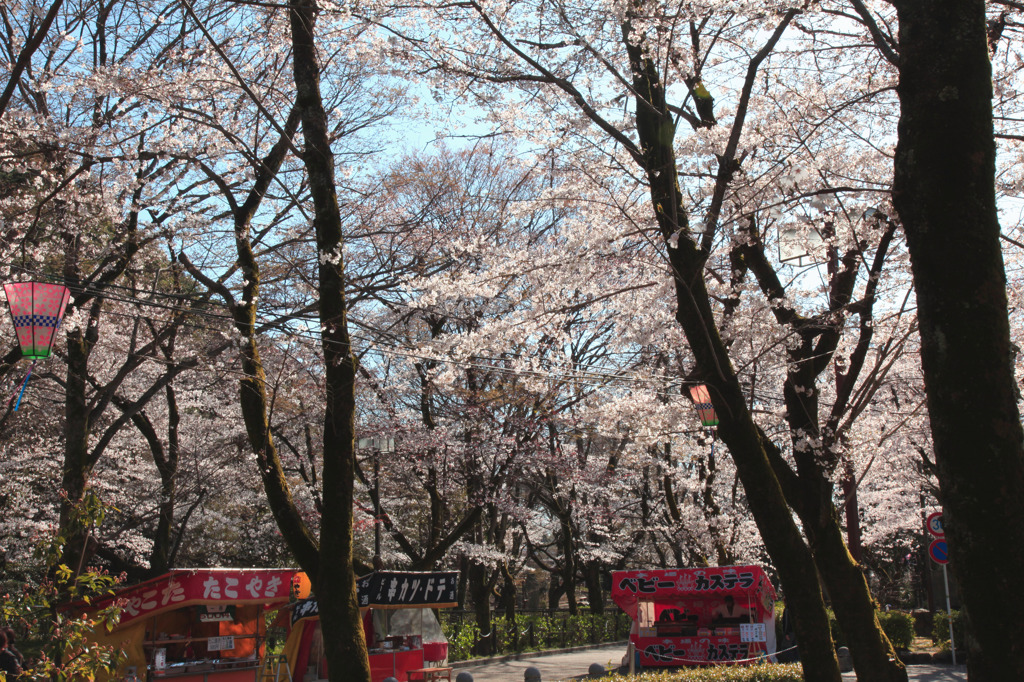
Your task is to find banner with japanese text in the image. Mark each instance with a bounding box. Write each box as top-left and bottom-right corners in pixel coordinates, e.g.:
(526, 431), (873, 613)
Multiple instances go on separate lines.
(611, 566), (776, 620)
(88, 569), (301, 627)
(292, 571), (460, 625)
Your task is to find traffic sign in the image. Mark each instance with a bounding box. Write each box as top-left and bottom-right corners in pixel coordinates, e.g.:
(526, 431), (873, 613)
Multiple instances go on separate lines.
(926, 512), (944, 536)
(929, 538), (949, 564)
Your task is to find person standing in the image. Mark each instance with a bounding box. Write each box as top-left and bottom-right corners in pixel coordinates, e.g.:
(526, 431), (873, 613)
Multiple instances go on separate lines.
(0, 629), (23, 669)
(0, 629), (23, 678)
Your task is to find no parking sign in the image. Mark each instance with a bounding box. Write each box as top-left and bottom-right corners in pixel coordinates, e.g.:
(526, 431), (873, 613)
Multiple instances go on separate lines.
(926, 512), (949, 564)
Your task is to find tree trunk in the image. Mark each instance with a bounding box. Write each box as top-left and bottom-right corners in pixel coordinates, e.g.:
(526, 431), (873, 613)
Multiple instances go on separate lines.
(621, 17), (842, 679)
(149, 382), (180, 575)
(781, 353), (906, 682)
(891, 1), (1024, 679)
(59, 249), (100, 572)
(558, 512), (578, 615)
(468, 560), (493, 656)
(809, 504), (906, 682)
(584, 563), (604, 615)
(841, 463), (862, 562)
(289, 0), (369, 680)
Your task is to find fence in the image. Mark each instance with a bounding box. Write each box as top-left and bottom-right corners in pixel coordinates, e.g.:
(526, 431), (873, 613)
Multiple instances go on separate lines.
(440, 610), (631, 661)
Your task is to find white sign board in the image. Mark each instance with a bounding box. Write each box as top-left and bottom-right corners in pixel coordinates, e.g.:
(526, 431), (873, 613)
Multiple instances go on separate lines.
(207, 636), (235, 652)
(740, 622), (767, 643)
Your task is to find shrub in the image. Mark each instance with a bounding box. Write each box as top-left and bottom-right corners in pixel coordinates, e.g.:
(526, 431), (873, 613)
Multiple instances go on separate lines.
(878, 611), (915, 650)
(0, 492), (127, 680)
(445, 619), (480, 661)
(827, 608), (918, 650)
(932, 610), (965, 652)
(441, 610), (630, 661)
(607, 663), (803, 682)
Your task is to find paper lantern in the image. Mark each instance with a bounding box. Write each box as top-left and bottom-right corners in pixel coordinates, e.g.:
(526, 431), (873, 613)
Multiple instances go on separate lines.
(688, 384), (719, 427)
(4, 281), (71, 359)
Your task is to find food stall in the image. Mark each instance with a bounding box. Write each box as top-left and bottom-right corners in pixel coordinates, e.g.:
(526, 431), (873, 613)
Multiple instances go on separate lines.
(611, 565), (777, 665)
(283, 570), (458, 682)
(83, 568), (307, 681)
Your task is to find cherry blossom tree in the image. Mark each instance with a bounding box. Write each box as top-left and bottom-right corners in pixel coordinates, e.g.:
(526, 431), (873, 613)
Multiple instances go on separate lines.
(372, 0), (937, 675)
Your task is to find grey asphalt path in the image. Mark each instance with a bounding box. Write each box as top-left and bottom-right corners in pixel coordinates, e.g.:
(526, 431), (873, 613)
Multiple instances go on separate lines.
(452, 643), (967, 682)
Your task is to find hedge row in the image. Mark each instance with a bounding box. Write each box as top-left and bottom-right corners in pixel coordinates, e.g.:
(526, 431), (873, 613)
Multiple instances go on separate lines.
(931, 610), (965, 652)
(440, 611), (631, 661)
(445, 607), (952, 666)
(819, 608), (915, 650)
(607, 666), (803, 682)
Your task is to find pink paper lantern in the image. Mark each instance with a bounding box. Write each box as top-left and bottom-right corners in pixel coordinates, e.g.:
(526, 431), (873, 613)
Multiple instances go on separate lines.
(688, 384), (719, 427)
(4, 281), (71, 359)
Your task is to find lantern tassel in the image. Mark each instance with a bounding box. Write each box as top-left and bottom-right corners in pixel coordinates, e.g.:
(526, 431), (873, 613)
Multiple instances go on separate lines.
(11, 360), (36, 411)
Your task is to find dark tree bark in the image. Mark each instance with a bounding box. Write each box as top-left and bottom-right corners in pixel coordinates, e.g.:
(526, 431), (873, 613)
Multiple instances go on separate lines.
(467, 558), (494, 656)
(735, 218), (907, 682)
(890, 0), (1024, 678)
(584, 562), (605, 615)
(620, 11), (842, 681)
(289, 0), (370, 679)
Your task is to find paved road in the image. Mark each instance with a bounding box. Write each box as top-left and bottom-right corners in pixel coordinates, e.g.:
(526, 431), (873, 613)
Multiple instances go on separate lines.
(451, 643), (967, 682)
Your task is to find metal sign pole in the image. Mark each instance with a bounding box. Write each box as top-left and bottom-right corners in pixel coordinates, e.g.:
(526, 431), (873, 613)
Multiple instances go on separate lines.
(942, 564), (956, 666)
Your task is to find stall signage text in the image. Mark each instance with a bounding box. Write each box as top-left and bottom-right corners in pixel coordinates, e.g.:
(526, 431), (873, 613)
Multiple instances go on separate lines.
(642, 640), (750, 664)
(740, 623), (766, 643)
(112, 570), (295, 626)
(207, 636), (235, 652)
(357, 571), (459, 608)
(198, 605), (236, 623)
(617, 569), (755, 596)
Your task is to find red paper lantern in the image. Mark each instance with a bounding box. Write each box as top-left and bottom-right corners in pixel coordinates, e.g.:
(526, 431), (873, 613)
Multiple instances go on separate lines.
(4, 281), (71, 359)
(688, 384), (719, 427)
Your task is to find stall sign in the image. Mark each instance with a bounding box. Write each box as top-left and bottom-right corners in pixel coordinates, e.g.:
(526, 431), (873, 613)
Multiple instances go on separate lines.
(198, 605), (236, 623)
(291, 598), (321, 625)
(357, 571), (459, 608)
(98, 569), (298, 627)
(641, 639), (750, 664)
(207, 636), (235, 652)
(292, 571), (461, 626)
(740, 623), (766, 643)
(615, 567), (758, 597)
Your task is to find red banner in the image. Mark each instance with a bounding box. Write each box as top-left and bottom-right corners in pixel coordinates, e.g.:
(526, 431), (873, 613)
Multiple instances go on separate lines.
(611, 566), (776, 619)
(638, 637), (767, 665)
(91, 569), (301, 627)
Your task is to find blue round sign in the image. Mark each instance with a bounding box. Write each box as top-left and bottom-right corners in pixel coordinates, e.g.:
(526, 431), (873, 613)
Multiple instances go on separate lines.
(929, 538), (949, 564)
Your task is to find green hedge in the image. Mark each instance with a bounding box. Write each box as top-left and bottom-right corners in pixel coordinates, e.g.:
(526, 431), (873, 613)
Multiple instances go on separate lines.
(932, 610), (965, 652)
(440, 611), (631, 661)
(877, 611), (915, 650)
(607, 664), (803, 682)
(826, 609), (916, 649)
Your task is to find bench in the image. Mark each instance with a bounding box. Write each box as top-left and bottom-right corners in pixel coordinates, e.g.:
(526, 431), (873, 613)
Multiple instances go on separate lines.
(407, 667), (453, 682)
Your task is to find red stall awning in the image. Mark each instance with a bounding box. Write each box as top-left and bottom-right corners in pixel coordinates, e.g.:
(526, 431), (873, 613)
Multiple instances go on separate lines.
(611, 565), (777, 620)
